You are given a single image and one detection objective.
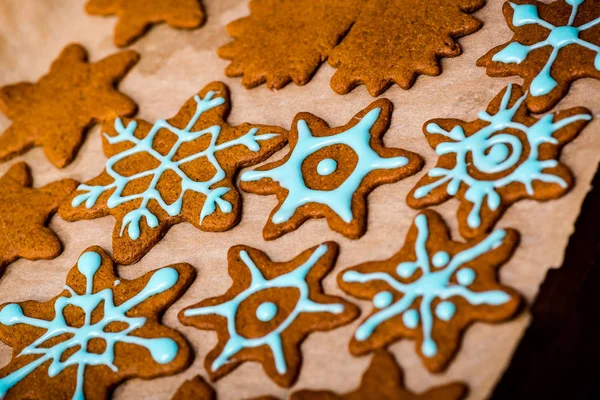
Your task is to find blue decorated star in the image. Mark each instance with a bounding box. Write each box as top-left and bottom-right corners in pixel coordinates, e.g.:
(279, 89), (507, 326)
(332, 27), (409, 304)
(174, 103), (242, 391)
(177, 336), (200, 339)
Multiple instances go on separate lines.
(180, 242), (359, 388)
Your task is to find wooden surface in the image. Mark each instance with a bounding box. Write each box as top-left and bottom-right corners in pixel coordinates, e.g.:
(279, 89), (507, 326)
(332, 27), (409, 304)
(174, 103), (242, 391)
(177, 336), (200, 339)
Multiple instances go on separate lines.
(492, 161), (600, 399)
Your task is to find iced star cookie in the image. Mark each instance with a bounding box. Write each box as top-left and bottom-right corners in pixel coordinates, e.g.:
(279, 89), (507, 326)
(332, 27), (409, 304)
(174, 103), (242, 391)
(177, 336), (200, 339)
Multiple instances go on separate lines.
(0, 44), (138, 168)
(338, 210), (521, 372)
(407, 84), (591, 239)
(60, 82), (287, 265)
(86, 0), (206, 47)
(179, 242), (359, 388)
(240, 99), (423, 240)
(0, 162), (77, 274)
(478, 0), (600, 113)
(292, 351), (467, 400)
(0, 246), (194, 399)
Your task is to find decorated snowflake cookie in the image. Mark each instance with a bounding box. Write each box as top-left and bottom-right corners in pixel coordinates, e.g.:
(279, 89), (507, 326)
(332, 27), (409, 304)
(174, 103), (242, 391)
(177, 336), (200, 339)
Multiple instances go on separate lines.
(179, 242), (359, 387)
(60, 82), (287, 265)
(478, 0), (600, 113)
(338, 210), (521, 372)
(0, 246), (194, 399)
(240, 99), (423, 240)
(407, 84), (591, 239)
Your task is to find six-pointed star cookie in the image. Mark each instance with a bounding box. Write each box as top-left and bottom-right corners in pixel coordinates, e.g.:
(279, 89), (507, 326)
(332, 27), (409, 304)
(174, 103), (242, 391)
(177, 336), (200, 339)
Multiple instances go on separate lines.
(477, 0), (600, 113)
(179, 242), (359, 388)
(86, 0), (206, 47)
(338, 210), (522, 372)
(407, 84), (591, 239)
(0, 43), (139, 168)
(0, 162), (77, 274)
(240, 99), (423, 240)
(292, 351), (468, 400)
(60, 82), (287, 265)
(0, 246), (194, 400)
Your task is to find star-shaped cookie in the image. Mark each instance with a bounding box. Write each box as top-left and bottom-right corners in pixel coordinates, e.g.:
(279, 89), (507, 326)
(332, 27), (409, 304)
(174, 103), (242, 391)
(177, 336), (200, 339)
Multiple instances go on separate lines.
(240, 99), (423, 240)
(406, 84), (591, 239)
(0, 43), (139, 168)
(0, 246), (194, 399)
(0, 162), (77, 274)
(338, 210), (522, 372)
(179, 242), (359, 388)
(86, 0), (206, 47)
(60, 82), (287, 265)
(292, 351), (468, 400)
(477, 0), (600, 113)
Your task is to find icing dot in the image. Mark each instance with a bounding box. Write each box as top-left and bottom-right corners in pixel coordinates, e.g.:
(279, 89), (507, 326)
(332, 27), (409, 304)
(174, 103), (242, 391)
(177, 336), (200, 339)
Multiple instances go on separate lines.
(457, 268), (476, 286)
(397, 262), (417, 278)
(0, 304), (24, 326)
(435, 301), (456, 321)
(373, 291), (393, 309)
(422, 339), (438, 357)
(486, 143), (510, 164)
(316, 158), (338, 176)
(256, 302), (278, 322)
(402, 309), (419, 329)
(432, 251), (450, 268)
(77, 251), (102, 278)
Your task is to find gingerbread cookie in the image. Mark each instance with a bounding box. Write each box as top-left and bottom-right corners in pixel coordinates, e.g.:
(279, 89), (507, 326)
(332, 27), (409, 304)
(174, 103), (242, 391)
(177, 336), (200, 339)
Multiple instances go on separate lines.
(0, 246), (194, 399)
(86, 0), (206, 47)
(407, 84), (591, 239)
(0, 162), (77, 274)
(172, 376), (215, 400)
(60, 82), (286, 265)
(328, 0), (486, 96)
(477, 0), (600, 113)
(292, 351), (468, 400)
(240, 99), (423, 240)
(338, 210), (521, 372)
(0, 43), (138, 168)
(179, 242), (359, 388)
(217, 0), (362, 90)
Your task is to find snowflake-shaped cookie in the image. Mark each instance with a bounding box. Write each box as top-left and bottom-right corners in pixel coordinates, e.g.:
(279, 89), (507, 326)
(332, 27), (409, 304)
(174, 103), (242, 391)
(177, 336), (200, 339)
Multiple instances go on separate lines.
(339, 210), (521, 372)
(478, 0), (600, 113)
(240, 99), (423, 240)
(0, 246), (194, 399)
(60, 82), (286, 265)
(179, 242), (359, 387)
(407, 84), (591, 239)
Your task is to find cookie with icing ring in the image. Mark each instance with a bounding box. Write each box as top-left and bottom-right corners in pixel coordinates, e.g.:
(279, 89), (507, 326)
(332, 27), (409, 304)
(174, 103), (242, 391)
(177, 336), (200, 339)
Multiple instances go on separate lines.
(0, 246), (195, 399)
(477, 0), (600, 113)
(240, 98), (423, 241)
(338, 210), (522, 372)
(59, 82), (287, 265)
(407, 84), (591, 239)
(179, 242), (359, 388)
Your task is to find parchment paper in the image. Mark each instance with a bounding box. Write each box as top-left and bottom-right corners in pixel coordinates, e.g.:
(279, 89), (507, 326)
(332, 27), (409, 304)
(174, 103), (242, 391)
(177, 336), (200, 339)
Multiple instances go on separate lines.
(0, 1), (598, 399)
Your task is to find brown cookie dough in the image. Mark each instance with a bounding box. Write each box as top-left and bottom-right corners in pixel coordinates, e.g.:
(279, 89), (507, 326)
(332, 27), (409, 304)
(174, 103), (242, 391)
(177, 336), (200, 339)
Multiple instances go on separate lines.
(179, 242), (359, 388)
(338, 210), (522, 372)
(218, 0), (363, 90)
(329, 0), (486, 96)
(477, 0), (600, 113)
(0, 43), (139, 168)
(292, 351), (468, 400)
(172, 376), (215, 400)
(86, 0), (206, 47)
(0, 246), (194, 399)
(240, 98), (423, 240)
(59, 82), (287, 265)
(0, 162), (77, 274)
(407, 84), (591, 239)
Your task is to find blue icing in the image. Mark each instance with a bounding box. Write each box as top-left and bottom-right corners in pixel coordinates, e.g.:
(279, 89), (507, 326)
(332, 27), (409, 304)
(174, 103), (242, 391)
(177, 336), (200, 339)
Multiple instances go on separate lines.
(373, 291), (393, 309)
(492, 1), (600, 96)
(414, 84), (591, 228)
(343, 213), (513, 357)
(72, 91), (280, 240)
(317, 158), (338, 176)
(183, 244), (345, 374)
(256, 302), (278, 322)
(457, 268), (476, 286)
(0, 251), (180, 399)
(432, 251), (450, 268)
(241, 107), (409, 224)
